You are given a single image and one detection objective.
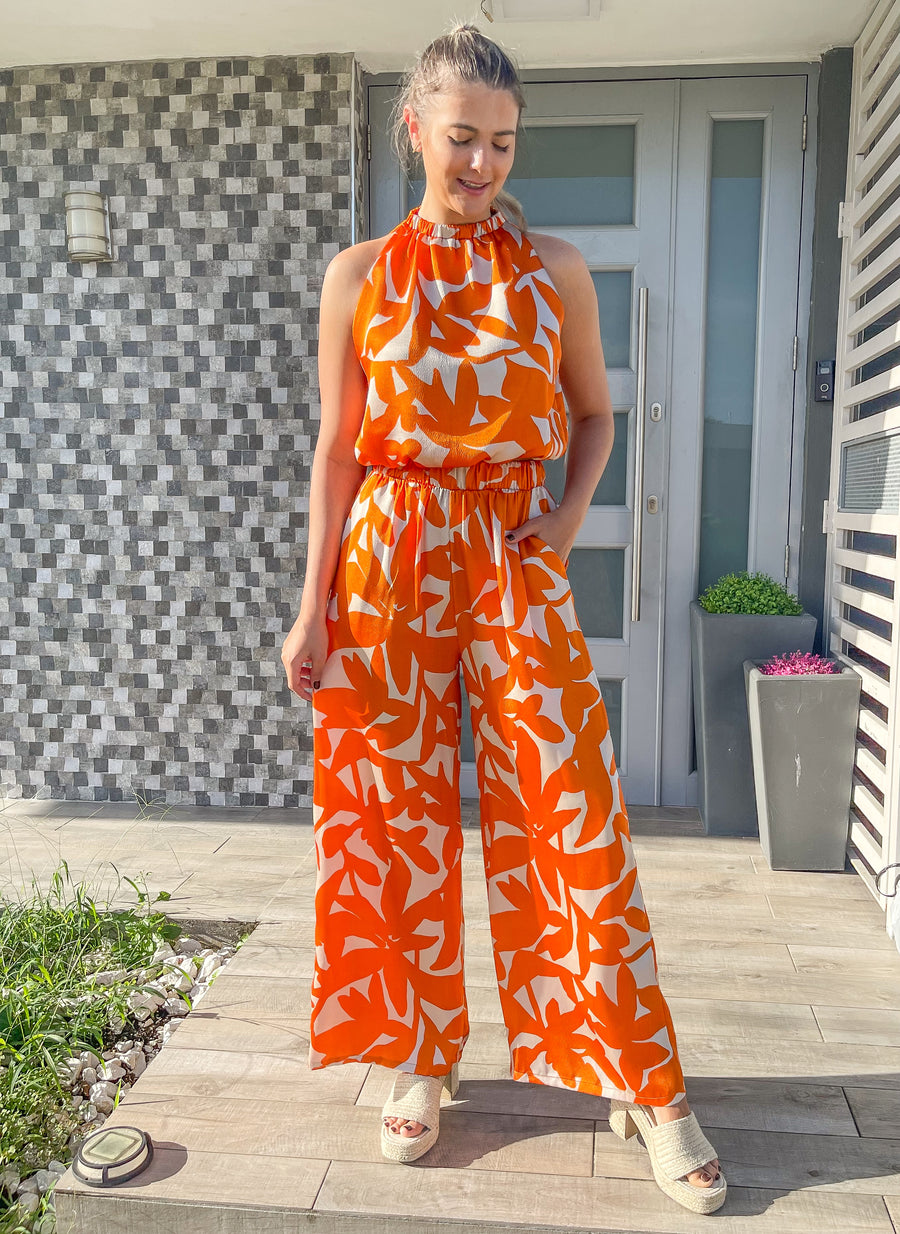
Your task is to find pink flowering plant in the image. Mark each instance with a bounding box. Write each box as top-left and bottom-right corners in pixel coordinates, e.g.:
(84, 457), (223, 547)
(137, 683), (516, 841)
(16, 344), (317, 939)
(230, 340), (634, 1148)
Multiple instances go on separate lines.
(758, 650), (839, 676)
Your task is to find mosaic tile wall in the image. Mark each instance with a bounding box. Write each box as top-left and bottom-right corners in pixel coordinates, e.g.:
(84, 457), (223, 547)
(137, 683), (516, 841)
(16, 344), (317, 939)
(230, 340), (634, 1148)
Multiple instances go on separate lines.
(0, 52), (366, 807)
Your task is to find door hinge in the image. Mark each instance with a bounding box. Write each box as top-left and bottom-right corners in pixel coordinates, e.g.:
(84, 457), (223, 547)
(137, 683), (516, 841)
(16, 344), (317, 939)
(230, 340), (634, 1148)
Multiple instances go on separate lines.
(792, 335), (799, 371)
(801, 112), (808, 151)
(366, 123), (371, 161)
(823, 497), (835, 534)
(784, 543), (791, 578)
(838, 199), (852, 239)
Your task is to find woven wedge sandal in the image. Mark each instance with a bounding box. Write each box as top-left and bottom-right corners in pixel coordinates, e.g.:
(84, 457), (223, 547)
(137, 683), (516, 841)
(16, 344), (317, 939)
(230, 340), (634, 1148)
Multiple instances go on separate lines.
(609, 1099), (727, 1215)
(380, 1063), (460, 1163)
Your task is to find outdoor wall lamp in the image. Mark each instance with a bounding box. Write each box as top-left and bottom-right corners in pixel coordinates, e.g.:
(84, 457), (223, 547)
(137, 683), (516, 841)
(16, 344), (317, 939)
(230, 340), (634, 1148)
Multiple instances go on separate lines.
(64, 189), (114, 262)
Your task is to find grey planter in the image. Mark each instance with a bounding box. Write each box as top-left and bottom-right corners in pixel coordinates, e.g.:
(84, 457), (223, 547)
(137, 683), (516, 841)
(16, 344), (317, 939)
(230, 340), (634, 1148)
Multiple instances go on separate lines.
(689, 600), (817, 836)
(743, 659), (861, 870)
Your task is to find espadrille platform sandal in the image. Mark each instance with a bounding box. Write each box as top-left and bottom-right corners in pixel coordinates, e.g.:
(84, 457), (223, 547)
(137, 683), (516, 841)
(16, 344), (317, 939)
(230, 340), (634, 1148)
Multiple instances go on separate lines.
(380, 1063), (460, 1163)
(609, 1099), (727, 1215)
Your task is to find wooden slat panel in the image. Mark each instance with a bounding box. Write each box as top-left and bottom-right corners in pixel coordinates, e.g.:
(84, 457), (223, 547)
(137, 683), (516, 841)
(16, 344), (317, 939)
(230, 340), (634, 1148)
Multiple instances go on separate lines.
(844, 166), (898, 267)
(857, 704), (890, 750)
(833, 546), (896, 583)
(846, 274), (900, 339)
(852, 779), (887, 839)
(848, 847), (880, 900)
(848, 816), (885, 875)
(843, 317), (900, 373)
(856, 744), (888, 793)
(859, 0), (898, 63)
(860, 9), (900, 113)
(833, 509), (900, 534)
(851, 112), (900, 209)
(837, 654), (891, 710)
(834, 615), (893, 662)
(841, 363), (900, 411)
(833, 580), (895, 623)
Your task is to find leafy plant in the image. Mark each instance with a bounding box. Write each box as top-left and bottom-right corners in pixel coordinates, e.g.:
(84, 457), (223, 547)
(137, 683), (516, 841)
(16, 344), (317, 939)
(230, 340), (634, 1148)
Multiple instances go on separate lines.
(759, 650), (838, 675)
(698, 570), (803, 615)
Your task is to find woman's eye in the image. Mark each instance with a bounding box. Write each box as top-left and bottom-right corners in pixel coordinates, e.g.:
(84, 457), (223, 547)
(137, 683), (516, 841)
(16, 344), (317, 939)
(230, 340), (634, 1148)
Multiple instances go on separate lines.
(449, 136), (510, 153)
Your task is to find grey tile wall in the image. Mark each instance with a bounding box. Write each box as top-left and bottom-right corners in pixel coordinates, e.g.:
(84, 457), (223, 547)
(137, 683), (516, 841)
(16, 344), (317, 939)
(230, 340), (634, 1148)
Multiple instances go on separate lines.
(0, 52), (364, 807)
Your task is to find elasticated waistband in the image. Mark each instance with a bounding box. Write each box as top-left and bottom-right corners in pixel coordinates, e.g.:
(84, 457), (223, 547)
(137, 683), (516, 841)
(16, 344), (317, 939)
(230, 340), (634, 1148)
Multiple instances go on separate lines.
(370, 459), (546, 492)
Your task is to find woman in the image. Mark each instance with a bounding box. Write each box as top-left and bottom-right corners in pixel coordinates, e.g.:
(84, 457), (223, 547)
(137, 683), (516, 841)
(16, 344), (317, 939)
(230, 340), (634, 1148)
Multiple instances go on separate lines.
(281, 21), (726, 1217)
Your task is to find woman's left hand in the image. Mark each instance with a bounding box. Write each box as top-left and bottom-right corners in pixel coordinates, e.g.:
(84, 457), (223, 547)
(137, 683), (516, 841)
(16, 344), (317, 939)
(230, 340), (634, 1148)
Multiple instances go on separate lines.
(504, 505), (580, 565)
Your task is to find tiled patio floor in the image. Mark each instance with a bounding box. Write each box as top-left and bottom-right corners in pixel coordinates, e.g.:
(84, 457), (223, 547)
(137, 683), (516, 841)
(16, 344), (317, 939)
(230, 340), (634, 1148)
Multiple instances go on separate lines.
(3, 798), (900, 1233)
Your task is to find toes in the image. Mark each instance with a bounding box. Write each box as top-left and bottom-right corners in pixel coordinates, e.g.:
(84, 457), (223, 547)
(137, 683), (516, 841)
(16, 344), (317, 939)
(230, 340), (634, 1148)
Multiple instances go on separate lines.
(685, 1160), (720, 1187)
(382, 1116), (427, 1138)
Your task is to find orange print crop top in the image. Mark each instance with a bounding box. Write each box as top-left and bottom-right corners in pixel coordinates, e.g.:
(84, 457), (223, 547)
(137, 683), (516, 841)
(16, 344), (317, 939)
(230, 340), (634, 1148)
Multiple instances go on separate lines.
(350, 205), (568, 469)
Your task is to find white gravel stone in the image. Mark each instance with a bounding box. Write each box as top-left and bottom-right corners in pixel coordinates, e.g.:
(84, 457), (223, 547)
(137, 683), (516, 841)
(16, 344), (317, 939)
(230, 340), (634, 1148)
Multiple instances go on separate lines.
(1, 1165), (21, 1192)
(163, 996), (189, 1017)
(121, 1047), (146, 1077)
(16, 1192), (40, 1215)
(176, 936), (205, 955)
(78, 1050), (101, 1069)
(80, 1066), (97, 1088)
(99, 1061), (126, 1082)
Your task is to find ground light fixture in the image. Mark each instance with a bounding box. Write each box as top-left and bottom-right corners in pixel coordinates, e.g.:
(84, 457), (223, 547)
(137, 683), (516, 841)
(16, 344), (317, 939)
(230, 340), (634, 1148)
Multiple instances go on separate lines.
(71, 1125), (153, 1186)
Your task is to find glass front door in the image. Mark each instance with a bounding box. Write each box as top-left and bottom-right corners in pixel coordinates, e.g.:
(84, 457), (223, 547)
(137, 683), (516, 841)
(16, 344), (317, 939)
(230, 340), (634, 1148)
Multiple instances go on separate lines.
(367, 73), (808, 805)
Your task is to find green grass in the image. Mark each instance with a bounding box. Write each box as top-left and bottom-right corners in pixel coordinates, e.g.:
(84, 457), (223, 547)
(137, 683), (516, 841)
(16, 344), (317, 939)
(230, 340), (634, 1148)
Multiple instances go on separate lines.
(0, 851), (182, 1232)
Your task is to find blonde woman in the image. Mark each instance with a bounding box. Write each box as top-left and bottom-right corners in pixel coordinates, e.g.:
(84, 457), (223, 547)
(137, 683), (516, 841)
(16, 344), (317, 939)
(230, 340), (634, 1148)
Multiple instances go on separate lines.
(281, 22), (725, 1217)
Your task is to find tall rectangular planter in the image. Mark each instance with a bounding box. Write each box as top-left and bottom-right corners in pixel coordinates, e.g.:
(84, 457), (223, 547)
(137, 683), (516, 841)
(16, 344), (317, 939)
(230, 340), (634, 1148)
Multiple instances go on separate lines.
(743, 660), (861, 870)
(689, 600), (817, 836)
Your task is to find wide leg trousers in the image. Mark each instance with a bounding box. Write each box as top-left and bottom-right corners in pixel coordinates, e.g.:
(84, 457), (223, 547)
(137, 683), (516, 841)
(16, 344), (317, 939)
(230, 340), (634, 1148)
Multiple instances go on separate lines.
(310, 458), (687, 1105)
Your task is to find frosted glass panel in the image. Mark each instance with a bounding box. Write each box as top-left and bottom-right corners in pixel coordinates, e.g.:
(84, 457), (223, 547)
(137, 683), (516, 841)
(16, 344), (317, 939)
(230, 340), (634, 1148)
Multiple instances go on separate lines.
(593, 270), (632, 370)
(597, 679), (622, 765)
(543, 411), (627, 507)
(697, 119), (764, 595)
(505, 125), (635, 226)
(569, 548), (625, 638)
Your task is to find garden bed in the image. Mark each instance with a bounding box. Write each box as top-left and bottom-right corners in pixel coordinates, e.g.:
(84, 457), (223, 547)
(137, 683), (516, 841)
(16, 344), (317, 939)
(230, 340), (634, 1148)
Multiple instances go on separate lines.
(0, 862), (255, 1234)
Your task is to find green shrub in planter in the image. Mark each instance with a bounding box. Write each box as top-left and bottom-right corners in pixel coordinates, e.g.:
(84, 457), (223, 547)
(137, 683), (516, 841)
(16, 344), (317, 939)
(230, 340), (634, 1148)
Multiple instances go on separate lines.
(690, 571), (817, 836)
(744, 651), (861, 870)
(698, 570), (805, 615)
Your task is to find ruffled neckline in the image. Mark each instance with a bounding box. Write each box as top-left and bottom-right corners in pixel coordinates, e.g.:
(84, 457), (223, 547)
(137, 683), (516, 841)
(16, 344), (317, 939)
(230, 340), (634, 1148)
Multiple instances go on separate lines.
(403, 205), (507, 240)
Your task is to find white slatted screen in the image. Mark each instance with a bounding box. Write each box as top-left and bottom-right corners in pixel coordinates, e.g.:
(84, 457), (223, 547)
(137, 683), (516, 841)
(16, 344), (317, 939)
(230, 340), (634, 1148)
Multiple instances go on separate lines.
(826, 0), (900, 927)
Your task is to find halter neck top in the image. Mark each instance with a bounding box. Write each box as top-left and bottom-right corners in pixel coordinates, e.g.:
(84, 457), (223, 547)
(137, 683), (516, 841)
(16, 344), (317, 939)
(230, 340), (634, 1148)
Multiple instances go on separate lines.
(350, 204), (568, 469)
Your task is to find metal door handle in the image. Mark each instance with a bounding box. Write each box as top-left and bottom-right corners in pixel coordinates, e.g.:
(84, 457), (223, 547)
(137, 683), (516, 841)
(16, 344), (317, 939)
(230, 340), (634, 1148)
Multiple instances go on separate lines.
(631, 285), (649, 623)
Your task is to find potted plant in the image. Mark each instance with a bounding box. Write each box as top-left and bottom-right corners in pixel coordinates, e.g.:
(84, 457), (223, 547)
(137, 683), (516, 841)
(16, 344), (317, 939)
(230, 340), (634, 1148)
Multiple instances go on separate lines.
(743, 651), (862, 870)
(690, 571), (817, 837)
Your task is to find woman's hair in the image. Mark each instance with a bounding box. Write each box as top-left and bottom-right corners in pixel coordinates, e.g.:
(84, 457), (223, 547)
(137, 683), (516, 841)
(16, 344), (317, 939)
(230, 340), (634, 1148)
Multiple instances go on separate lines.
(389, 21), (529, 232)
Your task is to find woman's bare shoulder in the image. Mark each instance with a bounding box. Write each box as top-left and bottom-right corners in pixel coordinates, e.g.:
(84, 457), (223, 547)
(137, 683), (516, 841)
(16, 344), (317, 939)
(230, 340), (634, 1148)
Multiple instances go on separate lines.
(524, 230), (594, 316)
(325, 232), (395, 302)
(525, 230), (588, 285)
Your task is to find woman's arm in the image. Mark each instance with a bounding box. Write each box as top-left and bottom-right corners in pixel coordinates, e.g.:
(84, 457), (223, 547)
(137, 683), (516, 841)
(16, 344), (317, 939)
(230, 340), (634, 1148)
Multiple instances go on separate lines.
(281, 242), (370, 700)
(508, 234), (615, 560)
(553, 241), (616, 525)
(298, 247), (369, 625)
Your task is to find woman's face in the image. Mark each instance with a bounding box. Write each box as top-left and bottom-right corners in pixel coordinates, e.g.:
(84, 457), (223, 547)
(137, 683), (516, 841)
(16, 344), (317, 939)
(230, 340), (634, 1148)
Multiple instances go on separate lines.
(406, 81), (519, 221)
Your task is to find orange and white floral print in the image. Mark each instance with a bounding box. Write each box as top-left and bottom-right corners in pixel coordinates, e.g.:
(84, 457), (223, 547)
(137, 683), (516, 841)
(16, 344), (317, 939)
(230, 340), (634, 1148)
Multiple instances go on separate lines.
(308, 207), (687, 1106)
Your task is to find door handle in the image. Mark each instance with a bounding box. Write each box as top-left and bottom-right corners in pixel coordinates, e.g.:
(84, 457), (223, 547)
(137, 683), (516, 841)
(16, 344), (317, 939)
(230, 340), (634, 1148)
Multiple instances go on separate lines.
(631, 285), (649, 623)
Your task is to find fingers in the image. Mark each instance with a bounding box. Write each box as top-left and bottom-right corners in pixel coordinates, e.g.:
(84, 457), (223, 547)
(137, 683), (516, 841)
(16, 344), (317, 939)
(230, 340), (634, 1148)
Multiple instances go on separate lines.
(286, 656), (321, 702)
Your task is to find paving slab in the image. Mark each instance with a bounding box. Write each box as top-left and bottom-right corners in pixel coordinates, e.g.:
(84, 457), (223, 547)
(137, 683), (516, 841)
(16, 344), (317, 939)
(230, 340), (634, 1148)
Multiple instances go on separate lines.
(0, 799), (889, 1234)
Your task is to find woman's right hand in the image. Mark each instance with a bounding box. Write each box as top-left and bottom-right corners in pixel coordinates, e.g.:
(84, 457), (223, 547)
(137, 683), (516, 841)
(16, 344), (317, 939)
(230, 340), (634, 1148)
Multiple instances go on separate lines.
(281, 611), (330, 703)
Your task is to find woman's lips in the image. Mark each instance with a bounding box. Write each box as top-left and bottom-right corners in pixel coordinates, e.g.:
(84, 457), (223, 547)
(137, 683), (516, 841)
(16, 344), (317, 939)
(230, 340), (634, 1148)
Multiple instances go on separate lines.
(459, 178), (489, 193)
